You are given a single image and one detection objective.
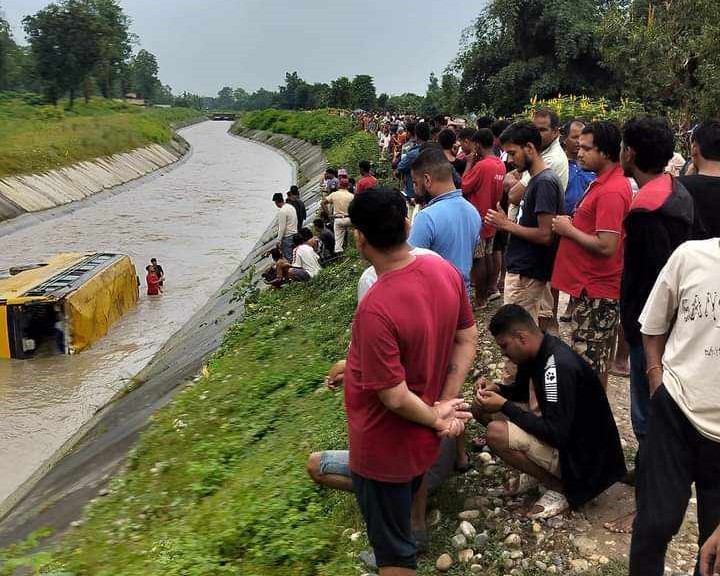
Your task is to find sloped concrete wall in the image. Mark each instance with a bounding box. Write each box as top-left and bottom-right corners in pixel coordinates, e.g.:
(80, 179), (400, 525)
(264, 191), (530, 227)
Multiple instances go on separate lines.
(0, 138), (190, 223)
(0, 127), (327, 543)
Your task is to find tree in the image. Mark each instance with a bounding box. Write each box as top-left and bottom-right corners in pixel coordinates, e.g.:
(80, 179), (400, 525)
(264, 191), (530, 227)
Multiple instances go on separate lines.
(0, 9), (15, 90)
(24, 0), (104, 106)
(350, 74), (376, 110)
(377, 92), (389, 110)
(232, 87), (249, 110)
(130, 49), (159, 101)
(328, 76), (352, 109)
(452, 0), (615, 115)
(440, 72), (462, 116)
(217, 85), (234, 109)
(598, 0), (720, 117)
(386, 93), (424, 115)
(89, 0), (133, 99)
(422, 72), (442, 116)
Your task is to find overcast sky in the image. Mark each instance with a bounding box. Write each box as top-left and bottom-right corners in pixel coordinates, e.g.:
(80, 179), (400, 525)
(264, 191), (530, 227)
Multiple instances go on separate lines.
(2, 0), (484, 96)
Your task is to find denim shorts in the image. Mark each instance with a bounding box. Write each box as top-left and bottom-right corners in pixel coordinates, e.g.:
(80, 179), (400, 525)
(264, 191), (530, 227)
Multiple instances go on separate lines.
(318, 450), (350, 477)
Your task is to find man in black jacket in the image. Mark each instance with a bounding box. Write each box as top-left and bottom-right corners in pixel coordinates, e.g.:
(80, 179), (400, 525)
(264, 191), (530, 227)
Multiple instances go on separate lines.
(604, 117), (695, 534)
(475, 304), (626, 519)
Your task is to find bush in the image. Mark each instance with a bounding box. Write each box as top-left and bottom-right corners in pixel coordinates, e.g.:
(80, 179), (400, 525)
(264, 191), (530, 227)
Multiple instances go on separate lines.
(521, 95), (645, 124)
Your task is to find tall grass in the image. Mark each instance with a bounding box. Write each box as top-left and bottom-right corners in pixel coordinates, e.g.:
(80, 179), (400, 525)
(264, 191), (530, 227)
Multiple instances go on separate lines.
(0, 94), (203, 178)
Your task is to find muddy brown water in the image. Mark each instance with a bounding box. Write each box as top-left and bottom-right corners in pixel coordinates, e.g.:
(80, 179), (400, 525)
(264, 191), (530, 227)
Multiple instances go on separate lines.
(0, 121), (293, 505)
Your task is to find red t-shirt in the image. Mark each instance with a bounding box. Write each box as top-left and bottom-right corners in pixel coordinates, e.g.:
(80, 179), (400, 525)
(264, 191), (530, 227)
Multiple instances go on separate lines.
(345, 255), (475, 482)
(461, 156), (506, 239)
(356, 175), (378, 193)
(551, 164), (632, 299)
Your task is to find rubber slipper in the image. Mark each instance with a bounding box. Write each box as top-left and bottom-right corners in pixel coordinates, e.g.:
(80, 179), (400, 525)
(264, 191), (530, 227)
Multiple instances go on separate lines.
(502, 473), (539, 496)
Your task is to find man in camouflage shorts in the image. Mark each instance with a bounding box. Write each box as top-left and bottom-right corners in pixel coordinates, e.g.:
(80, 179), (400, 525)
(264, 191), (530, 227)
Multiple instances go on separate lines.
(571, 293), (619, 383)
(550, 121), (632, 388)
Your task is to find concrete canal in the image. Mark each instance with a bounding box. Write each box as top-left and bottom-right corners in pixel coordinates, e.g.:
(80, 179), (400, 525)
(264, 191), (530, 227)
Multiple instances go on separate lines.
(0, 121), (293, 508)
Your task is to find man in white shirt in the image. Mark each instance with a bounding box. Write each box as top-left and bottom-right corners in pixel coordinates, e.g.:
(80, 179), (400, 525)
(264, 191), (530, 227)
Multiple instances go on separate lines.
(273, 192), (298, 261)
(630, 238), (720, 576)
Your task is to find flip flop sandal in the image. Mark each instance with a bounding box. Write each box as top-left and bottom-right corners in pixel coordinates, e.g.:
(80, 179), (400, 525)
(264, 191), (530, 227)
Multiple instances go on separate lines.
(488, 292), (503, 302)
(502, 473), (539, 496)
(527, 490), (569, 519)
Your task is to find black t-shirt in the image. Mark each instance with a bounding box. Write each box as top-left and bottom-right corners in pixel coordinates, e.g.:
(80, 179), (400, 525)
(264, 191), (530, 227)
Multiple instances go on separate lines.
(677, 174), (720, 239)
(318, 228), (335, 256)
(505, 169), (564, 281)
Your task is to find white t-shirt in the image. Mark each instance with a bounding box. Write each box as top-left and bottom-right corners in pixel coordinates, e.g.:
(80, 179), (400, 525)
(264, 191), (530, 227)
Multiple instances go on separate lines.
(520, 137), (569, 192)
(292, 244), (322, 278)
(639, 238), (720, 441)
(277, 203), (298, 241)
(356, 247), (440, 301)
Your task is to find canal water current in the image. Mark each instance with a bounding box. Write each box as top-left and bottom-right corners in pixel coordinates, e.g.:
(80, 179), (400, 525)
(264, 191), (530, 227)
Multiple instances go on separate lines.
(0, 121), (293, 505)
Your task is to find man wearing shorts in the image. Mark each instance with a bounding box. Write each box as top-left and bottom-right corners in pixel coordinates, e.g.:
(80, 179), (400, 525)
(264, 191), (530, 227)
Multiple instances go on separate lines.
(462, 128), (506, 308)
(551, 121), (632, 388)
(486, 121), (563, 322)
(342, 188), (476, 574)
(474, 304), (626, 518)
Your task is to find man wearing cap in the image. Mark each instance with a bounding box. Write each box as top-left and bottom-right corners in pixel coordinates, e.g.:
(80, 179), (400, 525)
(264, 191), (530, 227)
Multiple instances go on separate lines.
(322, 171), (355, 254)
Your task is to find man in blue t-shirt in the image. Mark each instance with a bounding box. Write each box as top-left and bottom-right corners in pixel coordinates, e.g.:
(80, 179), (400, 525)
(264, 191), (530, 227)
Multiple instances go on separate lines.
(408, 147), (481, 288)
(562, 119), (596, 215)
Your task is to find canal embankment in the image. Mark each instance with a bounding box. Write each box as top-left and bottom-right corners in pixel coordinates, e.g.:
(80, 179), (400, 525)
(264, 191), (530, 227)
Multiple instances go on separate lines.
(0, 124), (326, 548)
(0, 97), (204, 224)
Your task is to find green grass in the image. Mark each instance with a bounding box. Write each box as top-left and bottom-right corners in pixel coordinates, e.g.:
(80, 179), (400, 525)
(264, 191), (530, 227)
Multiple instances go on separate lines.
(1, 255), (368, 576)
(237, 109), (380, 181)
(0, 93), (204, 177)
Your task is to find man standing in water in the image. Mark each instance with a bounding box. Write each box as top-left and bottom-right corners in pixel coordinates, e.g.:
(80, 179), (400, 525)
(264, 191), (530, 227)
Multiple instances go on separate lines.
(151, 258), (165, 292)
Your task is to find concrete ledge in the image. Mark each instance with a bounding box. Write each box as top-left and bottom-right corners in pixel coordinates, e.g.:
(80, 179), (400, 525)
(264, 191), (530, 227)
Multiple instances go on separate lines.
(0, 135), (192, 224)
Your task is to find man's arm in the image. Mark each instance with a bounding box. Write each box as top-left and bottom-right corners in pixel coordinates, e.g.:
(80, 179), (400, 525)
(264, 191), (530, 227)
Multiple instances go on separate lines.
(508, 180), (526, 206)
(700, 523), (720, 576)
(396, 147), (416, 173)
(277, 208), (287, 242)
(486, 206), (555, 246)
(378, 381), (471, 436)
(552, 219), (620, 257)
(440, 324), (478, 400)
(643, 333), (668, 396)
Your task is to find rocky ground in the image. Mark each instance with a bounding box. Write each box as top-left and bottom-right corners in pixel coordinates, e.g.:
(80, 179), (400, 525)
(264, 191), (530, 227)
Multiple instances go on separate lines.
(354, 296), (701, 576)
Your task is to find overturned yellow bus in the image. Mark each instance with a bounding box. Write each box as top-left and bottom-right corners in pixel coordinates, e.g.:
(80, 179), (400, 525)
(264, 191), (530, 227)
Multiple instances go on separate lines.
(0, 253), (138, 359)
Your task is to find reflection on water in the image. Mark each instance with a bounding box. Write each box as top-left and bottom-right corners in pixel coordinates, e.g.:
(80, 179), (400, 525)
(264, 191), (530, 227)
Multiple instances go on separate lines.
(0, 122), (292, 503)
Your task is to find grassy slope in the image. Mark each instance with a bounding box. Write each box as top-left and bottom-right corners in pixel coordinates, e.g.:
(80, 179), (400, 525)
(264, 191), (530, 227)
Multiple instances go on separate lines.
(0, 94), (203, 177)
(2, 256), (366, 575)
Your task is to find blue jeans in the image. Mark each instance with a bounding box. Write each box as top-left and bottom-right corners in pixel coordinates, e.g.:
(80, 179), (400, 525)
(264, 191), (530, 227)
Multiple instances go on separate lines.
(280, 235), (295, 261)
(629, 344), (650, 445)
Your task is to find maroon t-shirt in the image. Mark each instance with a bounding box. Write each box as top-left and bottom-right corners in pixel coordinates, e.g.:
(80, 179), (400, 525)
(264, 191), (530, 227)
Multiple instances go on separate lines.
(356, 175), (378, 194)
(345, 255), (475, 482)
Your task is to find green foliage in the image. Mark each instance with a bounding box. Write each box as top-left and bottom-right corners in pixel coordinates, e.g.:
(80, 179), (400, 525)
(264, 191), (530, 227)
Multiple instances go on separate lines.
(0, 95), (202, 177)
(597, 0), (720, 118)
(521, 94), (644, 124)
(241, 109), (359, 149)
(453, 0), (613, 115)
(23, 0), (105, 106)
(349, 74), (376, 111)
(130, 49), (160, 101)
(2, 254), (367, 575)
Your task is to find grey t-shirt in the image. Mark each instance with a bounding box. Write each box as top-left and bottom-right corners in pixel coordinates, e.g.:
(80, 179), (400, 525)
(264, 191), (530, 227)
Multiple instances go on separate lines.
(505, 169), (564, 281)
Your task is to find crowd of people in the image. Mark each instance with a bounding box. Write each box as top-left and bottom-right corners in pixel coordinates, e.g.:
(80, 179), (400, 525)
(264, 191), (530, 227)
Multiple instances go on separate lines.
(287, 109), (720, 576)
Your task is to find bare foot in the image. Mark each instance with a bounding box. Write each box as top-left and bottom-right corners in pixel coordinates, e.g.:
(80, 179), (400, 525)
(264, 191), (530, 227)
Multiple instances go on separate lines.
(604, 510), (635, 534)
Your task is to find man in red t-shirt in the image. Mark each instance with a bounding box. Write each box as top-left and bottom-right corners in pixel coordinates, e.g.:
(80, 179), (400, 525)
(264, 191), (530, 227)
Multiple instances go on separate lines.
(462, 128), (506, 308)
(355, 159), (378, 194)
(345, 187), (476, 573)
(550, 121), (631, 387)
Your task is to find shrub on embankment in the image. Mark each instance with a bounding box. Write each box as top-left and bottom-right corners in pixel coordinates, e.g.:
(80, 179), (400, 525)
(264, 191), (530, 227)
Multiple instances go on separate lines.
(0, 94), (204, 177)
(238, 109), (380, 180)
(2, 254), (367, 576)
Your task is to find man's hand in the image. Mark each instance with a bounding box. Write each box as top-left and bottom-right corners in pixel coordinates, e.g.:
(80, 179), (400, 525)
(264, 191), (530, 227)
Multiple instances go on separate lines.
(432, 398), (472, 437)
(474, 377), (500, 398)
(476, 390), (507, 413)
(486, 202), (512, 231)
(648, 366), (664, 397)
(551, 215), (574, 237)
(325, 360), (346, 390)
(700, 523), (720, 576)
